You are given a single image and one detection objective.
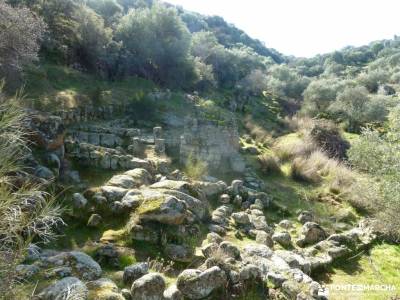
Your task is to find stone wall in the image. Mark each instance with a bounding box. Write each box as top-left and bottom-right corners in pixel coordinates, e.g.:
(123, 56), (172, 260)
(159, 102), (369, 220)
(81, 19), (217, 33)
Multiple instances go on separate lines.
(64, 141), (170, 174)
(180, 116), (245, 173)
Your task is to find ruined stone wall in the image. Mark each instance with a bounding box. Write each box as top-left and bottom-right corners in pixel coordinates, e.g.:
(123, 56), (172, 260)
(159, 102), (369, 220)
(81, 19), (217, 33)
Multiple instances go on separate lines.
(180, 116), (246, 173)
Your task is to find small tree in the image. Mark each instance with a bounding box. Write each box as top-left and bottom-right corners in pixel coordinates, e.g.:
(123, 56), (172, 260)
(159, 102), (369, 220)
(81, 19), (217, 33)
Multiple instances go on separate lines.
(116, 3), (195, 87)
(0, 2), (46, 89)
(301, 78), (344, 116)
(330, 86), (390, 131)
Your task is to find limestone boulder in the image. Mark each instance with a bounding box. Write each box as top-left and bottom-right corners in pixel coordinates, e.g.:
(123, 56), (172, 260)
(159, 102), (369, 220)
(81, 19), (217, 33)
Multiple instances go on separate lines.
(107, 175), (136, 189)
(131, 273), (166, 300)
(297, 211), (313, 224)
(42, 251), (102, 281)
(137, 194), (187, 225)
(87, 214), (102, 227)
(272, 232), (292, 248)
(193, 180), (227, 198)
(124, 168), (153, 186)
(37, 277), (88, 300)
(87, 278), (124, 300)
(100, 186), (128, 202)
(297, 222), (327, 247)
(164, 244), (194, 262)
(123, 262), (149, 285)
(163, 284), (183, 300)
(176, 266), (227, 300)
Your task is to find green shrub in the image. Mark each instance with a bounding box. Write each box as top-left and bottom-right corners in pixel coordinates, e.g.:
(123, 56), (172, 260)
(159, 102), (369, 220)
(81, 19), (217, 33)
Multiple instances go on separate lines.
(348, 108), (400, 241)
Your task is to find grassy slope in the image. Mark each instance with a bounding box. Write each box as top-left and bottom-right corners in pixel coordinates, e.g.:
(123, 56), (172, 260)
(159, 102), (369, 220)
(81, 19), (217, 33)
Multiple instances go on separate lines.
(317, 243), (400, 300)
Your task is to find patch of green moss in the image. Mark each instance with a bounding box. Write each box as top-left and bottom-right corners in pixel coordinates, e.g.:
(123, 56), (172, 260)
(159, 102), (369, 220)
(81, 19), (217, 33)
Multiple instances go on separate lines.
(119, 254), (137, 268)
(100, 229), (129, 245)
(136, 197), (165, 215)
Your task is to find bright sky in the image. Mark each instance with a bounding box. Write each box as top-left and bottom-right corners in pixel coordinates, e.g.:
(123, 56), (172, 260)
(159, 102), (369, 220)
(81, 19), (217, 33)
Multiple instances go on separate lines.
(164, 0), (400, 57)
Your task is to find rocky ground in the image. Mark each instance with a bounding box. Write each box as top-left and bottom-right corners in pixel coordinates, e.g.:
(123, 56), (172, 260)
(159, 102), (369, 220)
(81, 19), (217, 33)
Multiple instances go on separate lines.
(15, 107), (381, 300)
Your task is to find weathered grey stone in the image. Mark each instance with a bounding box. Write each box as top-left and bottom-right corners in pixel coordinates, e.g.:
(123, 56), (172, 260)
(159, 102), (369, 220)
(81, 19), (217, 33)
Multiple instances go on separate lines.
(206, 232), (223, 244)
(123, 262), (149, 285)
(201, 243), (219, 258)
(274, 250), (311, 274)
(297, 222), (327, 247)
(279, 220), (293, 229)
(131, 273), (165, 300)
(121, 289), (132, 300)
(255, 231), (274, 248)
(233, 195), (243, 207)
(124, 168), (152, 186)
(16, 264), (40, 279)
(298, 211), (314, 224)
(208, 224), (226, 235)
(87, 214), (102, 227)
(218, 241), (240, 259)
(68, 251), (102, 280)
(35, 165), (55, 180)
(87, 278), (124, 300)
(249, 214), (269, 231)
(193, 180), (227, 198)
(38, 277), (88, 300)
(107, 175), (136, 189)
(138, 195), (187, 225)
(130, 224), (159, 243)
(176, 267), (227, 299)
(101, 186), (128, 202)
(121, 190), (142, 210)
(149, 180), (192, 193)
(163, 284), (183, 300)
(231, 212), (251, 226)
(231, 180), (244, 195)
(272, 232), (292, 248)
(238, 264), (261, 281)
(165, 244), (194, 262)
(154, 138), (165, 155)
(219, 194), (230, 204)
(72, 193), (87, 208)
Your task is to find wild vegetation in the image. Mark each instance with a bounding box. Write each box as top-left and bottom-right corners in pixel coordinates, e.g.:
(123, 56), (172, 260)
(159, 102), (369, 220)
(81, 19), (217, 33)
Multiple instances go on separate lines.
(0, 0), (400, 299)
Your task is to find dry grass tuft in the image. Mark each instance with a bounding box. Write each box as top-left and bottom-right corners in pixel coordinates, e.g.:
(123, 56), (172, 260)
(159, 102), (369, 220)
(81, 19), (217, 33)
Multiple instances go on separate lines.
(258, 153), (282, 175)
(244, 116), (274, 146)
(273, 134), (317, 161)
(290, 150), (352, 187)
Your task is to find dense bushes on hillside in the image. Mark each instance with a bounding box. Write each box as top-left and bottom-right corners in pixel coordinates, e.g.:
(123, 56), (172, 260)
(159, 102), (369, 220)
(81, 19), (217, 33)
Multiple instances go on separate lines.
(348, 107), (400, 240)
(293, 37), (400, 131)
(4, 0), (283, 93)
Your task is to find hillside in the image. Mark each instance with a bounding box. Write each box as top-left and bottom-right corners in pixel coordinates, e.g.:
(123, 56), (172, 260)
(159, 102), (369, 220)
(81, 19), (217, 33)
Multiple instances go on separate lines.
(0, 1), (400, 300)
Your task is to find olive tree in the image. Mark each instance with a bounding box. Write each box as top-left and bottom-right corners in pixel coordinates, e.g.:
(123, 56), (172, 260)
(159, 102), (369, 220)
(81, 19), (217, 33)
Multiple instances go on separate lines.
(116, 4), (195, 87)
(0, 1), (46, 89)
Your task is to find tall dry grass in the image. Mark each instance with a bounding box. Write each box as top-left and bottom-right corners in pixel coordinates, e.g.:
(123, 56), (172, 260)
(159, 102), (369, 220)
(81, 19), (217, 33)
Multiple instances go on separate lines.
(290, 150), (353, 191)
(243, 115), (274, 146)
(0, 86), (63, 297)
(258, 153), (282, 175)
